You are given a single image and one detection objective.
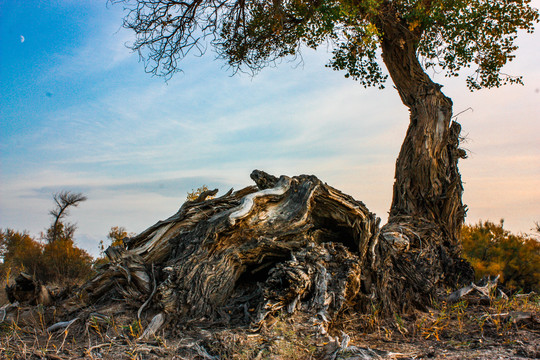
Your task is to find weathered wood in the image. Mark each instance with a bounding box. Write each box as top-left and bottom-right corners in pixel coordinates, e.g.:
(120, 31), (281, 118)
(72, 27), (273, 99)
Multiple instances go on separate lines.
(1, 169), (472, 342)
(139, 312), (165, 340)
(378, 15), (474, 306)
(47, 317), (79, 333)
(9, 169), (470, 337)
(448, 275), (500, 303)
(59, 171), (383, 325)
(0, 170), (467, 344)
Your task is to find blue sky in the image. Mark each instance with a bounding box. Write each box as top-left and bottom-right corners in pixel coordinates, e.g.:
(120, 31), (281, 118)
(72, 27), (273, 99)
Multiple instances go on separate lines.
(1, 0), (539, 256)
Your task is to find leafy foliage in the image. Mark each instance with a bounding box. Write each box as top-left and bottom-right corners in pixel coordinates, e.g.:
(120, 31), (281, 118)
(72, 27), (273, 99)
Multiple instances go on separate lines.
(107, 226), (134, 248)
(0, 228), (93, 284)
(0, 229), (43, 278)
(98, 226), (136, 259)
(115, 0), (538, 89)
(41, 235), (93, 283)
(461, 220), (540, 292)
(1, 191), (93, 285)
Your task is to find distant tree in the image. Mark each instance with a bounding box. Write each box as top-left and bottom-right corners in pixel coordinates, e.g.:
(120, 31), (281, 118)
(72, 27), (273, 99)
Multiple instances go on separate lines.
(98, 226), (137, 257)
(461, 220), (540, 292)
(47, 191), (87, 243)
(39, 191), (92, 283)
(0, 229), (43, 278)
(108, 226), (132, 247)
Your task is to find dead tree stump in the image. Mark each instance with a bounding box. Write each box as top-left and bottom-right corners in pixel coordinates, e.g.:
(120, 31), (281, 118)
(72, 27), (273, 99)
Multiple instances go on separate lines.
(36, 170), (471, 332)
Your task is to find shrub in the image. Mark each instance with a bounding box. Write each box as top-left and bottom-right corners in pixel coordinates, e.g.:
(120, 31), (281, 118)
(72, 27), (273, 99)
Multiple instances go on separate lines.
(41, 237), (93, 283)
(0, 229), (43, 279)
(0, 227), (93, 286)
(461, 220), (540, 292)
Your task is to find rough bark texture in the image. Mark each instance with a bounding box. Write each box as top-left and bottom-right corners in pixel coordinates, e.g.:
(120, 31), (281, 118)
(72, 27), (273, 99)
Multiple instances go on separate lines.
(380, 17), (467, 243)
(4, 12), (474, 335)
(52, 171), (383, 328)
(370, 14), (474, 313)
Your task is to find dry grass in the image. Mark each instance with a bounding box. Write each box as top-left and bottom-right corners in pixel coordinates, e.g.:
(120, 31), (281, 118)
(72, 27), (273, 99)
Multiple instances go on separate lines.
(339, 293), (540, 359)
(0, 292), (538, 359)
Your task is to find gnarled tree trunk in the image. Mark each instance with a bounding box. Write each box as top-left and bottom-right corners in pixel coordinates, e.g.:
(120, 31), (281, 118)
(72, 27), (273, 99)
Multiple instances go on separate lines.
(367, 13), (473, 313)
(380, 15), (466, 242)
(36, 164), (470, 338)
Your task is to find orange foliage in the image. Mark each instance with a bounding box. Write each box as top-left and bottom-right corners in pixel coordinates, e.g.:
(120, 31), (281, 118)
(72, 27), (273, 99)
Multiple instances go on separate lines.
(0, 229), (43, 278)
(41, 238), (93, 283)
(107, 226), (134, 247)
(186, 185), (214, 201)
(1, 227), (92, 285)
(461, 220), (540, 292)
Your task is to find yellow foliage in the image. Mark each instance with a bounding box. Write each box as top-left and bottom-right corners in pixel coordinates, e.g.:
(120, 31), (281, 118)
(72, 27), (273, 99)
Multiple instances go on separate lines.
(461, 220), (540, 292)
(107, 226), (133, 247)
(1, 228), (92, 284)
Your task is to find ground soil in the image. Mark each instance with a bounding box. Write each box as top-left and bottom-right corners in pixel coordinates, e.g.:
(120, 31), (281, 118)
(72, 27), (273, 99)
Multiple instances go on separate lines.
(0, 294), (538, 359)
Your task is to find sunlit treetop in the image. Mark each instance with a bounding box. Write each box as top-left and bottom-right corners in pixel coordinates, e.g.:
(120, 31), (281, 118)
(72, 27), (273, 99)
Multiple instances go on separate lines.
(116, 0), (538, 90)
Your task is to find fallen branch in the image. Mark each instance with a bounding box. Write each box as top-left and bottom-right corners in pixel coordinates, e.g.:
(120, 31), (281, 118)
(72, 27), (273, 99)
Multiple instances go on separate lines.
(138, 313), (165, 340)
(47, 318), (79, 333)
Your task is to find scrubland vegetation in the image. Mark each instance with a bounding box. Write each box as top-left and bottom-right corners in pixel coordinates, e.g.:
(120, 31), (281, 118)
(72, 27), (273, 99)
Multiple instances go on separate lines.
(461, 220), (540, 293)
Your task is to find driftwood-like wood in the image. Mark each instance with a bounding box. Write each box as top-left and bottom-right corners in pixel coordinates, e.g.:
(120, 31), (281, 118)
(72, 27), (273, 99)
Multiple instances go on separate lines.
(31, 169), (470, 336)
(64, 171), (379, 324)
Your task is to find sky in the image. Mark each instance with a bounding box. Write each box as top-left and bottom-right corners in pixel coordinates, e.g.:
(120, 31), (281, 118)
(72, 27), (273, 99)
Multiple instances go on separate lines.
(1, 0), (539, 257)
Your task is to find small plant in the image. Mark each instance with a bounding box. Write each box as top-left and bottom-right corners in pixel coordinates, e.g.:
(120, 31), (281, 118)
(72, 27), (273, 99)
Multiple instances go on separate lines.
(393, 312), (408, 335)
(419, 301), (450, 341)
(126, 319), (143, 338)
(450, 300), (468, 332)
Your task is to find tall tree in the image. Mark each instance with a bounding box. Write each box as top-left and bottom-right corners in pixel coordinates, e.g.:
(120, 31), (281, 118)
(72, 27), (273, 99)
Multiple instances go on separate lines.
(115, 0), (537, 244)
(86, 0), (539, 317)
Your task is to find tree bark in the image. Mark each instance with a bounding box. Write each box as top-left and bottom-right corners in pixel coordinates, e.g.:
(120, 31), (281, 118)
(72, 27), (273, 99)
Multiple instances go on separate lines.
(380, 16), (466, 242)
(369, 13), (473, 310)
(53, 171), (382, 329)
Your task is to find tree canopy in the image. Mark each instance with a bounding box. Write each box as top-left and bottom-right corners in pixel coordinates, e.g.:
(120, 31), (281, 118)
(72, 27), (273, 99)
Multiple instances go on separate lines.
(116, 0), (538, 89)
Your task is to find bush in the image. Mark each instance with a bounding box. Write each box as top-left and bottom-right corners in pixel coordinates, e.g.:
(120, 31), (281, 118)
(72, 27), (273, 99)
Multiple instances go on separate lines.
(41, 238), (93, 284)
(0, 227), (93, 285)
(461, 220), (540, 292)
(0, 229), (43, 279)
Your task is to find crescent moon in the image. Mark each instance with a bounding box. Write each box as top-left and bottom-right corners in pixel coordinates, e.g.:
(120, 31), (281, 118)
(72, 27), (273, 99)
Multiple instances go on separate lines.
(20, 35), (25, 43)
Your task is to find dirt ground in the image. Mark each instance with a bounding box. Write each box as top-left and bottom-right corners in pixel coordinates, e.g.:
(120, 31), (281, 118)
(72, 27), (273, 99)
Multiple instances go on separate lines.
(0, 294), (538, 359)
